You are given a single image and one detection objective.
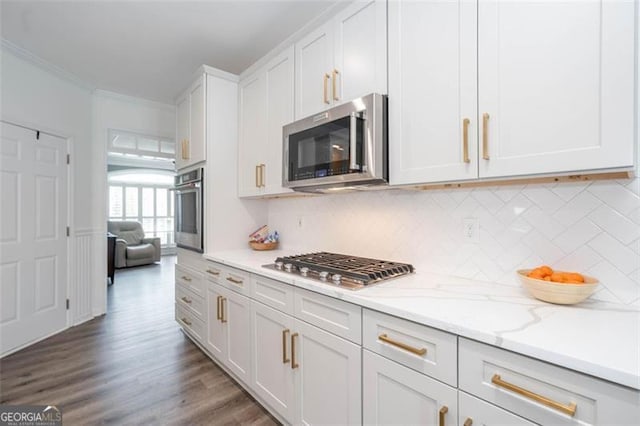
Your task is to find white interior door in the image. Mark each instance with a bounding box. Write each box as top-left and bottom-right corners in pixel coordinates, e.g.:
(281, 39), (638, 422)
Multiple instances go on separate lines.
(1, 121), (68, 356)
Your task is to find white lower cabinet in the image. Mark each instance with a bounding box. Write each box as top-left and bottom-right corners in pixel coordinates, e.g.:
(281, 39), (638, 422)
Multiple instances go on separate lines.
(363, 349), (457, 426)
(293, 318), (362, 425)
(459, 391), (535, 426)
(251, 300), (296, 422)
(205, 282), (252, 384)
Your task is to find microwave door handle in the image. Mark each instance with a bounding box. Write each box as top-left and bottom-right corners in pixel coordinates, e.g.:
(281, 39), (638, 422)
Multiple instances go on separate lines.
(349, 112), (359, 170)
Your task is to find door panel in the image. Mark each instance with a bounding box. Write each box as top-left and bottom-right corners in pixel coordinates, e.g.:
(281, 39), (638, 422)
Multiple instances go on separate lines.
(224, 289), (251, 383)
(0, 122), (67, 356)
(206, 285), (225, 358)
(478, 0), (635, 177)
(295, 22), (333, 119)
(388, 0), (478, 185)
(238, 74), (266, 196)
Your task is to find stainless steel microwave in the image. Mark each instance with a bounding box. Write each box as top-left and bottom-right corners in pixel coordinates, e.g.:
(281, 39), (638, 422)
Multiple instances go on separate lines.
(283, 93), (388, 193)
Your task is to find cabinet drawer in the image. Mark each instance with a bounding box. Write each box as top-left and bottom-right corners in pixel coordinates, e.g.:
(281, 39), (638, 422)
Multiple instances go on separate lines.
(251, 274), (294, 315)
(294, 288), (361, 344)
(202, 261), (224, 284)
(176, 283), (205, 320)
(363, 309), (457, 387)
(222, 266), (251, 296)
(459, 391), (535, 426)
(175, 264), (204, 298)
(176, 304), (205, 343)
(459, 338), (640, 425)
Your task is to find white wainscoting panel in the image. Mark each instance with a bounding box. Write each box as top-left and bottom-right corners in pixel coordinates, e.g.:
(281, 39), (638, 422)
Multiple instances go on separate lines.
(72, 229), (103, 325)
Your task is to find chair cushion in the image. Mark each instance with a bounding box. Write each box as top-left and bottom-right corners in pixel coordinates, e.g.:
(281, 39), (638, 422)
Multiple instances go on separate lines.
(118, 229), (144, 245)
(126, 243), (155, 260)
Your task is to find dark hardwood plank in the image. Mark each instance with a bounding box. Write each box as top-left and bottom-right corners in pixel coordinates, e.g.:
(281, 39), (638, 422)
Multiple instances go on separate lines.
(0, 256), (279, 425)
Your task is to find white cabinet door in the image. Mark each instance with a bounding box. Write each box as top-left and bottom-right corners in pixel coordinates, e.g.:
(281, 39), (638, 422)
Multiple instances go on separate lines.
(459, 391), (536, 426)
(295, 22), (334, 119)
(189, 74), (206, 166)
(221, 287), (251, 384)
(478, 0), (635, 178)
(388, 0), (478, 185)
(293, 319), (361, 425)
(363, 350), (458, 426)
(333, 0), (387, 105)
(238, 73), (266, 197)
(264, 47), (294, 195)
(175, 93), (189, 171)
(251, 301), (295, 423)
(206, 285), (226, 359)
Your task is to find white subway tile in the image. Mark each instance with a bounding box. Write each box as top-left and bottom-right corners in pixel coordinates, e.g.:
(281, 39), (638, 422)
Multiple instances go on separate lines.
(552, 191), (601, 226)
(523, 206), (566, 240)
(522, 187), (565, 213)
(553, 219), (601, 254)
(588, 233), (639, 274)
(587, 261), (640, 304)
(588, 181), (640, 215)
(588, 204), (640, 245)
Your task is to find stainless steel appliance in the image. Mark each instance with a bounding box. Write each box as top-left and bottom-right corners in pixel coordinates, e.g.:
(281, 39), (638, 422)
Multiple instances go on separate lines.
(174, 168), (203, 252)
(283, 93), (388, 193)
(263, 252), (414, 290)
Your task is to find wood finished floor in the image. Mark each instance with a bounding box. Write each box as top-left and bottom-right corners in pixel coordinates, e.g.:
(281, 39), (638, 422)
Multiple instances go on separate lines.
(0, 256), (279, 425)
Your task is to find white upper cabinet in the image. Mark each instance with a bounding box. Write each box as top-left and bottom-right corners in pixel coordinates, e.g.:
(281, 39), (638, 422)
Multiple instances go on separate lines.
(238, 47), (294, 197)
(389, 0), (478, 185)
(175, 74), (206, 170)
(295, 0), (387, 119)
(478, 0), (635, 178)
(390, 0), (636, 186)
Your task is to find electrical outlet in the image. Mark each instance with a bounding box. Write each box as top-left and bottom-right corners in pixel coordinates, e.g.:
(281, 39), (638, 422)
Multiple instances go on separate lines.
(463, 218), (479, 243)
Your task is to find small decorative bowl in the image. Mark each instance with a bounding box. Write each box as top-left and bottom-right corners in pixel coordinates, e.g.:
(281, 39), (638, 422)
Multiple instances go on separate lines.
(249, 241), (279, 251)
(516, 269), (599, 305)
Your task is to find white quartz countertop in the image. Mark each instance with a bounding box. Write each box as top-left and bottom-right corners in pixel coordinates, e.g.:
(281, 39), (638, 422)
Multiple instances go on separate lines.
(203, 249), (640, 391)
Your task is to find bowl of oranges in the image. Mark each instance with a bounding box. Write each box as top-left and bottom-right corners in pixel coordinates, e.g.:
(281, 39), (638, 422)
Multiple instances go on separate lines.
(517, 266), (599, 305)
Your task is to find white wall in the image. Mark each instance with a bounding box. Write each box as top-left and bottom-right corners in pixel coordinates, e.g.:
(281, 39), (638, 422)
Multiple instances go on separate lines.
(268, 178), (640, 306)
(1, 45), (101, 324)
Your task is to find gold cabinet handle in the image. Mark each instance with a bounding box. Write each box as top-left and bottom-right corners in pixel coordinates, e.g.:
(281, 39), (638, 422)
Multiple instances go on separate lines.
(216, 295), (222, 321)
(259, 164), (265, 187)
(226, 277), (243, 285)
(463, 418), (473, 426)
(181, 139), (190, 160)
(282, 329), (290, 364)
(491, 374), (577, 416)
(181, 317), (192, 326)
(323, 73), (330, 104)
(206, 269), (220, 276)
(220, 297), (227, 323)
(181, 296), (192, 304)
(255, 164), (260, 188)
(438, 406), (448, 426)
(482, 112), (490, 160)
(291, 332), (299, 369)
(332, 69), (340, 101)
(462, 118), (470, 163)
(378, 334), (427, 356)
(181, 275), (192, 282)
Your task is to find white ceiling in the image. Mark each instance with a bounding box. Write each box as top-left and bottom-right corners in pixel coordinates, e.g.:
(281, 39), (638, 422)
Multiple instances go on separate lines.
(1, 0), (336, 104)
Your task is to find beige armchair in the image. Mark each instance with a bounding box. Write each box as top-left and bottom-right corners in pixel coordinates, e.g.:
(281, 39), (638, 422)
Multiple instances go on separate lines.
(107, 221), (161, 268)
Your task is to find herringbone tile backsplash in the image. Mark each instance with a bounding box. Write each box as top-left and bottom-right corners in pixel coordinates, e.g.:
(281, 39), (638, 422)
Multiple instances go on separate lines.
(268, 178), (640, 306)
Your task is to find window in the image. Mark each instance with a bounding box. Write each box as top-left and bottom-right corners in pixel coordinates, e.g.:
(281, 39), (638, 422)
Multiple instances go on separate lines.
(108, 129), (175, 160)
(108, 170), (175, 247)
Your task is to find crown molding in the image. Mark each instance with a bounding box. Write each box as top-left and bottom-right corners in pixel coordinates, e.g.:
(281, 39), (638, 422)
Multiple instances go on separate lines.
(94, 89), (175, 112)
(1, 38), (95, 91)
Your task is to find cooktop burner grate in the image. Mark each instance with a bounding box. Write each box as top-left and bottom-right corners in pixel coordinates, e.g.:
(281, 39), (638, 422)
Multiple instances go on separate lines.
(264, 252), (414, 290)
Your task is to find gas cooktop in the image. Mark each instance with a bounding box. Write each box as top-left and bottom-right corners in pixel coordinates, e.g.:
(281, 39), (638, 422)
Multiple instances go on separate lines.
(263, 252), (415, 290)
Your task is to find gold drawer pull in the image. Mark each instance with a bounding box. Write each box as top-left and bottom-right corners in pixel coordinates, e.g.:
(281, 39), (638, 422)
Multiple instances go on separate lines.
(181, 275), (192, 282)
(332, 69), (340, 101)
(220, 297), (227, 323)
(181, 317), (192, 326)
(323, 73), (330, 104)
(282, 329), (290, 364)
(482, 112), (490, 160)
(378, 334), (427, 356)
(439, 406), (448, 426)
(491, 374), (577, 416)
(291, 332), (299, 369)
(206, 269), (220, 276)
(181, 296), (192, 304)
(216, 295), (222, 321)
(226, 277), (243, 285)
(255, 164), (260, 188)
(462, 118), (470, 163)
(463, 418), (472, 426)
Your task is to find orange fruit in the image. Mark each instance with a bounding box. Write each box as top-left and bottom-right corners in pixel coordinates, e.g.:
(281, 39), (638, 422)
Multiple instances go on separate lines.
(539, 265), (553, 276)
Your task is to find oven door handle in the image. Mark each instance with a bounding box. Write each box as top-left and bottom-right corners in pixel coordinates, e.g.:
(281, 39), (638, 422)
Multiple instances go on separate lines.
(349, 112), (360, 171)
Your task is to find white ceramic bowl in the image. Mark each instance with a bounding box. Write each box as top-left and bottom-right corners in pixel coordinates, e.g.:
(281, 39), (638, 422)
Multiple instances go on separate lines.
(516, 269), (599, 305)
